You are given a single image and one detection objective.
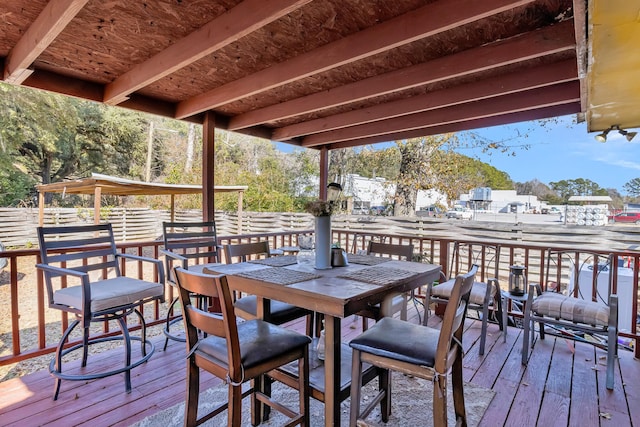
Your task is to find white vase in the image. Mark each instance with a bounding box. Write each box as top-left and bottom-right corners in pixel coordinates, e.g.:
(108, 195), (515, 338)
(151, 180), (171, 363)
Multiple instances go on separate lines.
(314, 215), (332, 269)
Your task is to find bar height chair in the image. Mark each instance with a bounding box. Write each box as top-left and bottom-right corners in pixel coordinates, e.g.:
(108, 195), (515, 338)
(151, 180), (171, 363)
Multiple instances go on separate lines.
(36, 223), (165, 400)
(160, 221), (219, 349)
(425, 241), (502, 355)
(174, 267), (311, 426)
(358, 240), (415, 330)
(222, 241), (314, 335)
(349, 265), (478, 426)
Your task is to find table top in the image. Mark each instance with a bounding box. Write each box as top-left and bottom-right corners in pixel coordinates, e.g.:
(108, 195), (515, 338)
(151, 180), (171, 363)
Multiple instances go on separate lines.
(203, 255), (440, 318)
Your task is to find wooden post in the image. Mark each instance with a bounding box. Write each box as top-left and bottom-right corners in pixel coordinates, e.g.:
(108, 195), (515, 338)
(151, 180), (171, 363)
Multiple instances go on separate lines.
(319, 146), (329, 200)
(38, 191), (45, 226)
(94, 186), (102, 224)
(237, 190), (243, 234)
(202, 112), (216, 222)
(170, 194), (175, 222)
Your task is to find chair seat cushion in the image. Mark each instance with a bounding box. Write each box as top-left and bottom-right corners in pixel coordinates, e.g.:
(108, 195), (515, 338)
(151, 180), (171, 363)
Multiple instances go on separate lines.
(53, 277), (164, 312)
(196, 319), (312, 370)
(532, 292), (610, 326)
(234, 295), (311, 324)
(349, 317), (439, 367)
(431, 279), (494, 305)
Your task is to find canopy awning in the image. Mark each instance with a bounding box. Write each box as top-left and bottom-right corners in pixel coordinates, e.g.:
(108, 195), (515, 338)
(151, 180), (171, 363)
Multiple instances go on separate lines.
(37, 173), (247, 230)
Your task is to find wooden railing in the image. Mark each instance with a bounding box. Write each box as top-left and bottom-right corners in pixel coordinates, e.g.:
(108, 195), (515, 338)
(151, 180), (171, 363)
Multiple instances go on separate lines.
(1, 229), (638, 371)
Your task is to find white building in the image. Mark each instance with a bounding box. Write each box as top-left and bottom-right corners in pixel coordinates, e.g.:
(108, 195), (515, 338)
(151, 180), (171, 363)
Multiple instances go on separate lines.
(342, 174), (447, 213)
(459, 189), (541, 213)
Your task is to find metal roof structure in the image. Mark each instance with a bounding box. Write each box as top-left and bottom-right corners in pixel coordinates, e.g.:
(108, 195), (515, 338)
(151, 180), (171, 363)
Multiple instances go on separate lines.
(36, 173), (247, 226)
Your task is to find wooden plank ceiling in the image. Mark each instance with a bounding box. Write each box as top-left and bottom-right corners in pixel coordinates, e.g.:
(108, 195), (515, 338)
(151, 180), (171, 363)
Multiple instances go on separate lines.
(1, 0), (617, 149)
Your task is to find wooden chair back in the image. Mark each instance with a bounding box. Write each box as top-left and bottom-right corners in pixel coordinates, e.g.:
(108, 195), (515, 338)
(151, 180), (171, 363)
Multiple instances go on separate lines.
(174, 268), (242, 381)
(366, 241), (414, 261)
(435, 264), (477, 372)
(223, 241), (270, 264)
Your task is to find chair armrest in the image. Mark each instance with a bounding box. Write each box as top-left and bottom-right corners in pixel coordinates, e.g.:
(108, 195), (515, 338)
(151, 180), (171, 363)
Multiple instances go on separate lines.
(36, 263), (90, 279)
(116, 253), (166, 284)
(36, 263), (92, 309)
(160, 248), (189, 264)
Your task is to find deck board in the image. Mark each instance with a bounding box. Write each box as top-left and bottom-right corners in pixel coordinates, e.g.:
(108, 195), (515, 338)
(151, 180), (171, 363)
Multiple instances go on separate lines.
(0, 311), (637, 427)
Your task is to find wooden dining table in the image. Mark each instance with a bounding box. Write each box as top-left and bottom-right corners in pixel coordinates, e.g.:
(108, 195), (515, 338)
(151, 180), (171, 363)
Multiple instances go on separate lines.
(204, 254), (441, 426)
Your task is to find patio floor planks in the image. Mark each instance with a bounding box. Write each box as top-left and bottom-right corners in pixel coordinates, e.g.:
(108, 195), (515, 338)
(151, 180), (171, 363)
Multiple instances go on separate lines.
(0, 310), (638, 426)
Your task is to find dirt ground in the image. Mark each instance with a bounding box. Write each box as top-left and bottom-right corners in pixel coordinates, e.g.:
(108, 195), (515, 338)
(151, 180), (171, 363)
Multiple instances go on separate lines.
(0, 253), (172, 382)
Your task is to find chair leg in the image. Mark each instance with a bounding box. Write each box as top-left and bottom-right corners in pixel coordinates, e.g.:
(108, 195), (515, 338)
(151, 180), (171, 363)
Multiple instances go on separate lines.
(117, 316), (133, 393)
(229, 382), (243, 427)
(349, 349), (364, 426)
(606, 325), (617, 390)
(400, 293), (409, 321)
(82, 325), (90, 367)
(452, 348), (467, 426)
(184, 359), (200, 427)
(299, 347), (310, 426)
(163, 296), (182, 351)
(432, 375), (448, 427)
(522, 306), (531, 365)
(52, 319), (80, 400)
(479, 303), (489, 356)
(380, 368), (391, 422)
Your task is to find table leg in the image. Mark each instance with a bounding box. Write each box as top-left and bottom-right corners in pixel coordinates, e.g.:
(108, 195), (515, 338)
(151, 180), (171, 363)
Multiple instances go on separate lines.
(324, 315), (341, 426)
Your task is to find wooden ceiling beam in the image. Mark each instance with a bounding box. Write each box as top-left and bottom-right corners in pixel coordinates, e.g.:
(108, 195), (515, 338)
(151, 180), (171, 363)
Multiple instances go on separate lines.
(302, 81), (581, 146)
(327, 103), (581, 150)
(3, 0), (88, 84)
(103, 0), (311, 105)
(175, 0), (535, 119)
(229, 20), (576, 131)
(273, 59), (578, 141)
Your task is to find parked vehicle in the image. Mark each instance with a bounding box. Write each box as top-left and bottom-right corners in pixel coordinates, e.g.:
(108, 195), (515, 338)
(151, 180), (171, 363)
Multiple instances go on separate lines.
(446, 207), (473, 220)
(369, 205), (391, 216)
(416, 205), (443, 217)
(608, 212), (640, 224)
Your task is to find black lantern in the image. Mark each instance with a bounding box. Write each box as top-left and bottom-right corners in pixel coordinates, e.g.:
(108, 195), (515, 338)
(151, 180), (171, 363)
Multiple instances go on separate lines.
(327, 182), (342, 202)
(508, 265), (527, 296)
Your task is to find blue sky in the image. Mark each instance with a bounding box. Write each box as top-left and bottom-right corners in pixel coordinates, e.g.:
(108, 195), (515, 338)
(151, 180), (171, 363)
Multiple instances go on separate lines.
(274, 114), (640, 194)
(459, 114), (640, 193)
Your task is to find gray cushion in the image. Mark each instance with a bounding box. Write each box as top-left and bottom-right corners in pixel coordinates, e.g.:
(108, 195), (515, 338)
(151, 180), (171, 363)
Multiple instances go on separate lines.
(431, 279), (494, 305)
(53, 277), (164, 312)
(532, 292), (610, 326)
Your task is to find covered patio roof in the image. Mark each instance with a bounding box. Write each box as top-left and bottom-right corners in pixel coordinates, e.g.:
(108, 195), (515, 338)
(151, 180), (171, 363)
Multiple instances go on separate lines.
(1, 0), (638, 149)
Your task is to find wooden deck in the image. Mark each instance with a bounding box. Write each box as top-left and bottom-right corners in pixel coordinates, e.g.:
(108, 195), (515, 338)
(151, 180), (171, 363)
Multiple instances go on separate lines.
(1, 308), (639, 427)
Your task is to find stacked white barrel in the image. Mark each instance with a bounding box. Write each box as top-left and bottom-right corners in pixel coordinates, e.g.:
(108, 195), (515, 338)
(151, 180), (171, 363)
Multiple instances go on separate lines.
(565, 205), (607, 226)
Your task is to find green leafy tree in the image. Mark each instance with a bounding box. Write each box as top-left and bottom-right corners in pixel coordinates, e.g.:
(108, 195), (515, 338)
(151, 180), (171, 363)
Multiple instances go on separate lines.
(548, 178), (608, 203)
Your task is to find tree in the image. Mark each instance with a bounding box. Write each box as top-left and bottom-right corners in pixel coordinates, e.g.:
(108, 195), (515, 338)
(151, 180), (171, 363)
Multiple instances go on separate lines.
(623, 178), (640, 198)
(548, 178), (608, 203)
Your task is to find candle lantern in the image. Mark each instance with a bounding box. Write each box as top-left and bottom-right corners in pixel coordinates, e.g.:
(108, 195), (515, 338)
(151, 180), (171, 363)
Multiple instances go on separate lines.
(508, 265), (527, 296)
